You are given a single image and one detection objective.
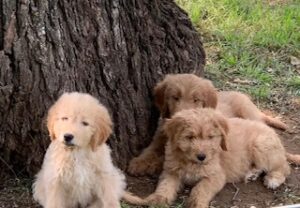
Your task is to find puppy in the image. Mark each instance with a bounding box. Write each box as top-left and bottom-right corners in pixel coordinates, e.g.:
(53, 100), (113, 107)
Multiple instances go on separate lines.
(33, 92), (125, 208)
(128, 74), (287, 176)
(124, 108), (299, 208)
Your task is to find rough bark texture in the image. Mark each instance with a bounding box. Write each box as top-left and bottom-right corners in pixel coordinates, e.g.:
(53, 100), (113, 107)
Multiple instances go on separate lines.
(0, 0), (205, 176)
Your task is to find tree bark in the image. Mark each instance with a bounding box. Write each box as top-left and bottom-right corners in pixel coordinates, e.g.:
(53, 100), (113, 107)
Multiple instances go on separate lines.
(0, 0), (205, 176)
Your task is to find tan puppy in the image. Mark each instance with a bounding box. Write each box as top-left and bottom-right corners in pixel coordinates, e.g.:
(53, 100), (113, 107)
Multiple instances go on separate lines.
(124, 108), (298, 208)
(33, 92), (125, 208)
(128, 74), (287, 176)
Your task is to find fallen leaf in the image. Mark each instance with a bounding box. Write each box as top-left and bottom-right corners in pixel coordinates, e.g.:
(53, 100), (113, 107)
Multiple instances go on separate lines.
(290, 56), (300, 66)
(233, 78), (253, 84)
(266, 67), (274, 73)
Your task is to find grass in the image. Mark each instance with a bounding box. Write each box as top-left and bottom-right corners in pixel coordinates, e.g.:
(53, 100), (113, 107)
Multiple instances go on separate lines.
(177, 0), (300, 104)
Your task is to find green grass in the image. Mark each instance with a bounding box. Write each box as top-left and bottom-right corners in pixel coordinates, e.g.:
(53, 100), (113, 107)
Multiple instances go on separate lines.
(177, 0), (300, 102)
(288, 76), (300, 87)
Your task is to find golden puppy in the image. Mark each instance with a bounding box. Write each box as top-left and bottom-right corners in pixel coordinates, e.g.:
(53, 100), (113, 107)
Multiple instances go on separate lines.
(124, 108), (298, 208)
(33, 92), (125, 208)
(128, 74), (287, 176)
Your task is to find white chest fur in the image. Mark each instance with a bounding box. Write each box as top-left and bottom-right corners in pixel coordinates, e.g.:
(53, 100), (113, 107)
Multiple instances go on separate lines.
(43, 143), (101, 206)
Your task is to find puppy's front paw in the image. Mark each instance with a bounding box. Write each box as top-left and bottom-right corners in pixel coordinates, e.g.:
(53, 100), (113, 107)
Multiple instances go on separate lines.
(186, 197), (208, 208)
(146, 194), (169, 206)
(264, 176), (283, 190)
(88, 201), (120, 208)
(263, 171), (287, 190)
(106, 202), (120, 208)
(127, 155), (162, 176)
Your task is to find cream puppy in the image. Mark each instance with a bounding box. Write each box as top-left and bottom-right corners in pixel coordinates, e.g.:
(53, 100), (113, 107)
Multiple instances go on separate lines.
(33, 92), (125, 208)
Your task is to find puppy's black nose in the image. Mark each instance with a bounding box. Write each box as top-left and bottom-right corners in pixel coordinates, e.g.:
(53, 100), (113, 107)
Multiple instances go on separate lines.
(197, 154), (206, 161)
(64, 134), (74, 143)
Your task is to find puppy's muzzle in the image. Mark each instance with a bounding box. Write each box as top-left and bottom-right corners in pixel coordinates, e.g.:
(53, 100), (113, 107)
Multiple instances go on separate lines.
(197, 153), (206, 161)
(64, 133), (74, 146)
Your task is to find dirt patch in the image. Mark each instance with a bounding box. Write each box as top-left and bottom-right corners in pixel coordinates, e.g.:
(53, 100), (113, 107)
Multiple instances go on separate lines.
(0, 179), (39, 208)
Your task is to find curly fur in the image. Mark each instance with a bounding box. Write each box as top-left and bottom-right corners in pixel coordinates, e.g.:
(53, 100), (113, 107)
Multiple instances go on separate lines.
(33, 92), (125, 208)
(124, 108), (297, 208)
(128, 74), (287, 176)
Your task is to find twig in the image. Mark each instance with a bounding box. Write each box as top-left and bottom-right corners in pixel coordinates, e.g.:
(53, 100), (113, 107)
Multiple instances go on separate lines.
(231, 182), (240, 201)
(0, 155), (18, 179)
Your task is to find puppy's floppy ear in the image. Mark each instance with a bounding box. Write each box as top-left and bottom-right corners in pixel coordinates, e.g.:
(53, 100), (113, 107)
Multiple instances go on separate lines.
(216, 115), (229, 151)
(47, 103), (58, 141)
(163, 116), (185, 140)
(90, 105), (113, 151)
(154, 80), (170, 118)
(202, 80), (218, 109)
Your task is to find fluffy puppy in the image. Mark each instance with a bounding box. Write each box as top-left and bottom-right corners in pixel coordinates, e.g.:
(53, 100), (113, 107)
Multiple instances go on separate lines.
(217, 91), (286, 130)
(33, 92), (125, 208)
(128, 74), (287, 176)
(124, 108), (298, 208)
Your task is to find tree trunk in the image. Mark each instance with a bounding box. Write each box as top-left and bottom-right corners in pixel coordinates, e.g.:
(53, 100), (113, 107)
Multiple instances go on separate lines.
(0, 0), (205, 176)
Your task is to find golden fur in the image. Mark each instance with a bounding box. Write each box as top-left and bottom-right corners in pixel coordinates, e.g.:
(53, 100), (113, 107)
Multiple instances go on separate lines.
(124, 108), (297, 208)
(128, 74), (287, 176)
(33, 92), (125, 208)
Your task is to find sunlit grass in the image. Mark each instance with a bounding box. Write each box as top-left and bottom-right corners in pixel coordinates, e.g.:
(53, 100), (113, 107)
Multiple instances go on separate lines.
(177, 0), (300, 49)
(177, 0), (300, 101)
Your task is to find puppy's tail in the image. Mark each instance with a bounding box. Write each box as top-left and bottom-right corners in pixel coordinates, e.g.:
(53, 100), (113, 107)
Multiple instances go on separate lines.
(286, 153), (300, 165)
(122, 191), (147, 205)
(262, 114), (287, 130)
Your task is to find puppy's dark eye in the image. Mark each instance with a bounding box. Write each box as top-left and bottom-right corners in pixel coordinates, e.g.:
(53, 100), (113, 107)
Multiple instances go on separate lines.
(62, 117), (68, 121)
(208, 135), (215, 139)
(82, 121), (89, 126)
(194, 98), (200, 103)
(186, 135), (195, 140)
(172, 96), (179, 101)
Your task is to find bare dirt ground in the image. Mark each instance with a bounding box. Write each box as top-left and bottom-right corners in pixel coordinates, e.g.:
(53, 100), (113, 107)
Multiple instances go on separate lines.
(0, 99), (299, 208)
